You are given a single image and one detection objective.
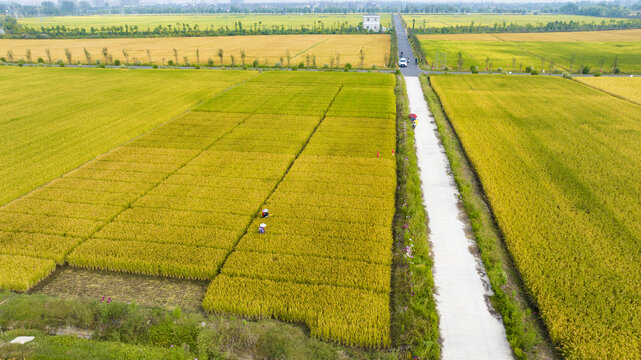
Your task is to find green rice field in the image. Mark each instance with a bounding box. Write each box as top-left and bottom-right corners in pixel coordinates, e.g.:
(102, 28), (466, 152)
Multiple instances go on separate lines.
(18, 14), (392, 30)
(418, 30), (641, 73)
(403, 13), (623, 29)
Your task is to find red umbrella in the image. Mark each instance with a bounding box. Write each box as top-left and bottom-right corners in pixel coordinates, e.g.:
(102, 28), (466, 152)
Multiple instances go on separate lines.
(409, 114), (417, 120)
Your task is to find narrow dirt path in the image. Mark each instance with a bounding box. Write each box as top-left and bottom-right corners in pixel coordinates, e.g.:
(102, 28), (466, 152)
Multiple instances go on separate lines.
(395, 14), (514, 359)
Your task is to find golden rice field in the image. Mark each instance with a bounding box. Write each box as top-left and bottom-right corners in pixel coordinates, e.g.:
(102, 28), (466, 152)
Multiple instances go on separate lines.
(0, 34), (390, 67)
(18, 13), (392, 30)
(431, 75), (641, 359)
(576, 76), (641, 105)
(0, 67), (397, 348)
(0, 67), (256, 206)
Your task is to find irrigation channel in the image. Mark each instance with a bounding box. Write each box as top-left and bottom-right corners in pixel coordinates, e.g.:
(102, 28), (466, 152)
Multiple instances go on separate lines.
(393, 14), (513, 359)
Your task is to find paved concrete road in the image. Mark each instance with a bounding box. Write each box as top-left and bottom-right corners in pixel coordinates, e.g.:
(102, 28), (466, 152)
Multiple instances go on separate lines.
(395, 15), (512, 359)
(393, 14), (423, 77)
(406, 76), (514, 360)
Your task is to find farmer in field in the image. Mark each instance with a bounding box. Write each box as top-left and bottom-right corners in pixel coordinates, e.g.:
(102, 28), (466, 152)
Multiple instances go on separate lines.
(261, 209), (269, 218)
(258, 223), (266, 234)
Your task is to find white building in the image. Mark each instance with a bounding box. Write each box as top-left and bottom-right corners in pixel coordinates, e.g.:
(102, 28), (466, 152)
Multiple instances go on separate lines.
(363, 14), (381, 32)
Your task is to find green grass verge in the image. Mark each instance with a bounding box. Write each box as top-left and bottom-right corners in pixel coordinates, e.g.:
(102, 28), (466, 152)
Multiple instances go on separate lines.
(419, 74), (545, 360)
(0, 290), (400, 359)
(0, 330), (189, 360)
(390, 74), (440, 359)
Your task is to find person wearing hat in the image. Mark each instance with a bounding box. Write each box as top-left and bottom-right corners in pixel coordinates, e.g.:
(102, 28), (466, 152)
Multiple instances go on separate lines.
(261, 209), (269, 218)
(259, 223), (266, 234)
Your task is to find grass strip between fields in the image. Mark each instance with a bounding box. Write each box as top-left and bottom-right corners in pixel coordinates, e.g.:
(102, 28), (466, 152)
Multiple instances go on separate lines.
(420, 74), (554, 360)
(389, 74), (440, 359)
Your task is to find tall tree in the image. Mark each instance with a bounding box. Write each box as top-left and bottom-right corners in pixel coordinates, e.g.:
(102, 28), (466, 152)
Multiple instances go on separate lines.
(83, 47), (91, 64)
(64, 48), (72, 64)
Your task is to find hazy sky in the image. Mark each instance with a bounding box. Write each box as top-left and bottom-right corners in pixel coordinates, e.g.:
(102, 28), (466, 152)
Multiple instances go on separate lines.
(5, 0), (600, 6)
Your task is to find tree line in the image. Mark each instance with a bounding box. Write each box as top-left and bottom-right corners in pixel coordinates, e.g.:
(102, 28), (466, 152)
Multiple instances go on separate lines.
(0, 17), (390, 39)
(1, 45), (382, 71)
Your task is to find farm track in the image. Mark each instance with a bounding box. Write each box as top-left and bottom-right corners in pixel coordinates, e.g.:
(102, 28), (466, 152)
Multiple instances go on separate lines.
(395, 14), (513, 359)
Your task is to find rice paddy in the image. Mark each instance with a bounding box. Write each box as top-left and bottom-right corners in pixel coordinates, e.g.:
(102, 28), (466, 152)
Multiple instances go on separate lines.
(0, 67), (397, 348)
(0, 34), (390, 67)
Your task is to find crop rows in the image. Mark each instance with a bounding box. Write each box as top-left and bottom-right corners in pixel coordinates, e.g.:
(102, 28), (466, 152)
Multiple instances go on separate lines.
(0, 67), (255, 205)
(431, 75), (641, 359)
(1, 71), (397, 349)
(203, 81), (397, 348)
(68, 78), (338, 279)
(576, 76), (641, 105)
(196, 82), (341, 116)
(0, 145), (199, 288)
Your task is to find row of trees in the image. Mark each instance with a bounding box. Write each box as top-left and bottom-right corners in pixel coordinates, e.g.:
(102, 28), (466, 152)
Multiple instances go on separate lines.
(0, 17), (389, 39)
(412, 18), (641, 34)
(559, 3), (631, 18)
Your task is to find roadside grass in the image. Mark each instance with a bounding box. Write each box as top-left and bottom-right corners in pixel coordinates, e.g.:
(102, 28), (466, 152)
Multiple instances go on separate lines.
(419, 74), (556, 360)
(390, 74), (440, 359)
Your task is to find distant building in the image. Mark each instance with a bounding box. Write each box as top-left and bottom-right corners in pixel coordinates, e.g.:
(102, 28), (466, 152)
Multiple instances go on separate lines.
(230, 0), (243, 5)
(119, 0), (139, 7)
(363, 14), (380, 32)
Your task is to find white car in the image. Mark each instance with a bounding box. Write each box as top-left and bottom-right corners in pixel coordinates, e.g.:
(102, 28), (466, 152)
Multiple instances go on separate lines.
(399, 58), (408, 67)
